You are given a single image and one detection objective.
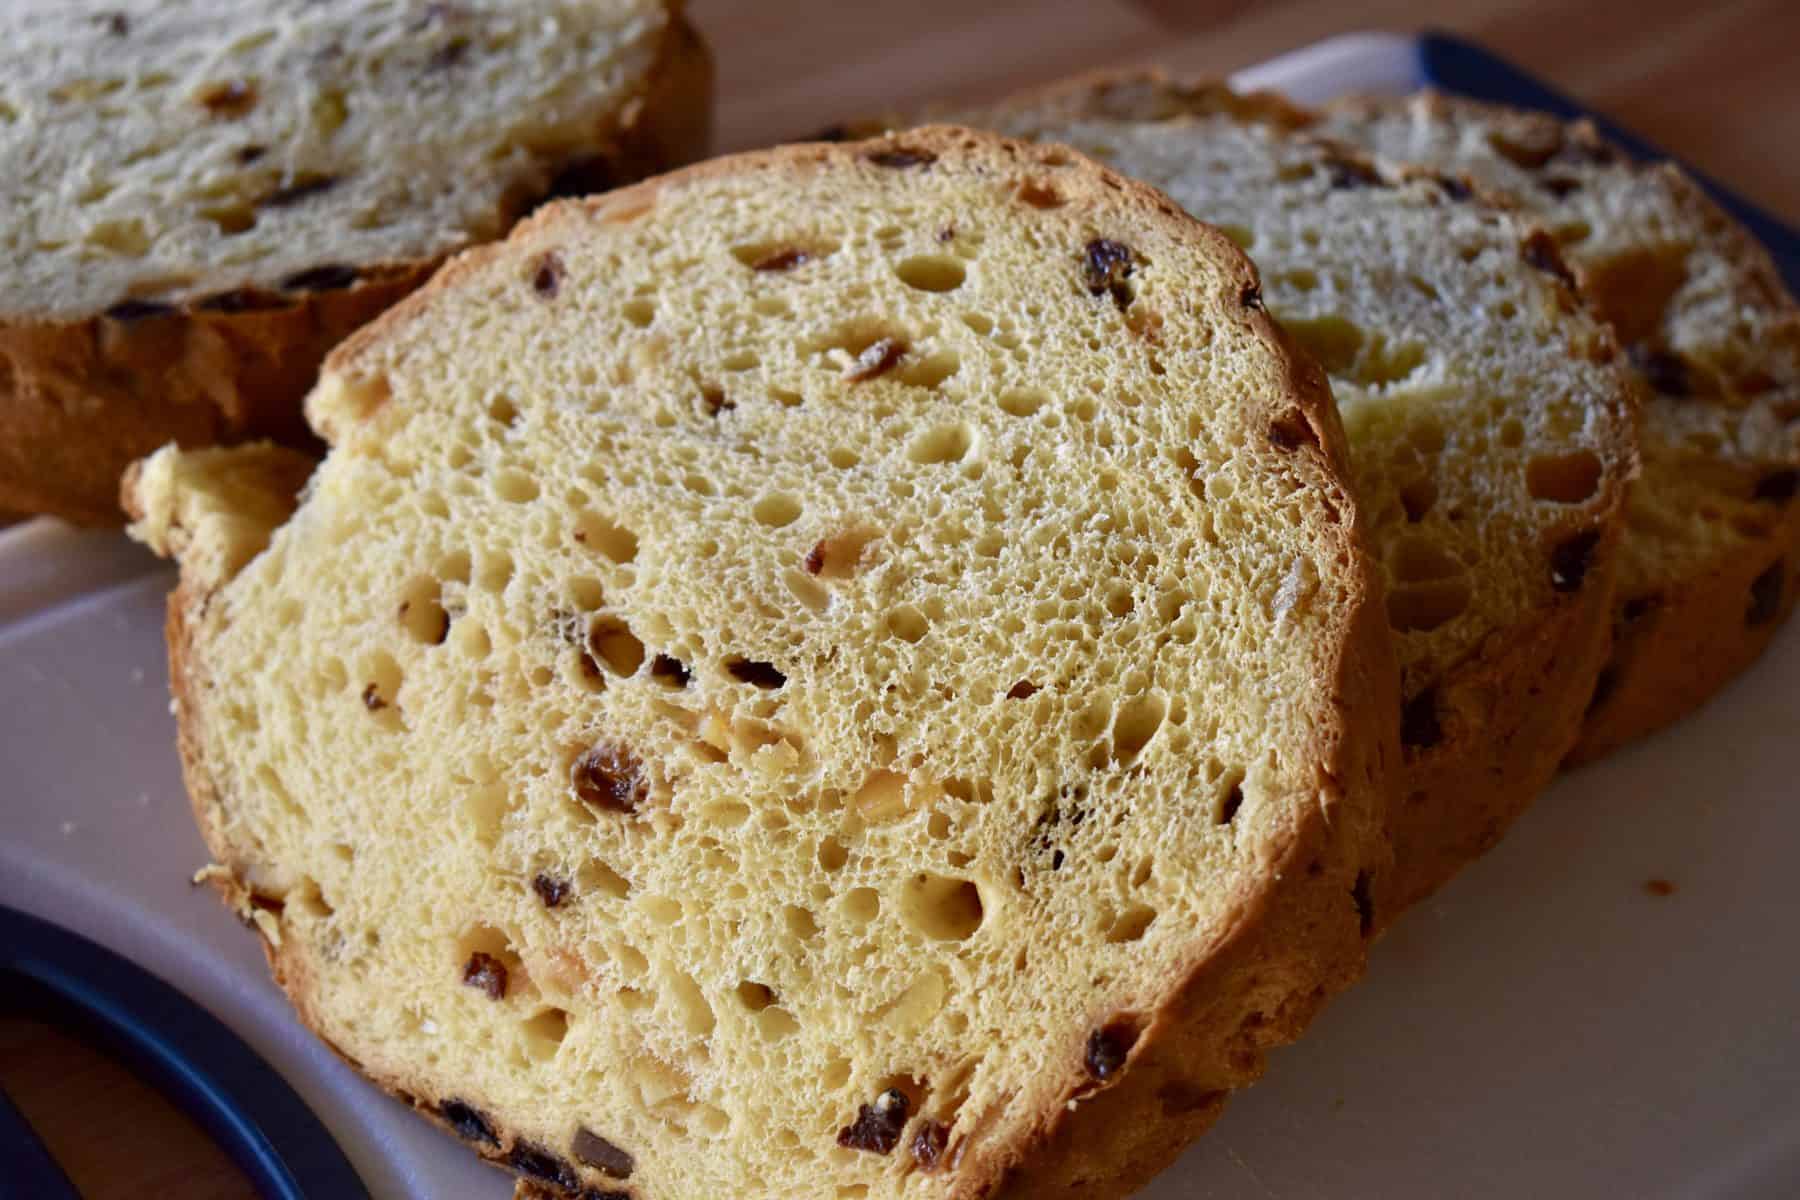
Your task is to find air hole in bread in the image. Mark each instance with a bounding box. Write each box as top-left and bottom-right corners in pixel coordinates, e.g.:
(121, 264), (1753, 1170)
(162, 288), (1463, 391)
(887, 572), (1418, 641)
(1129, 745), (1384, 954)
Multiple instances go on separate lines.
(1105, 903), (1157, 943)
(753, 493), (802, 527)
(841, 887), (882, 924)
(398, 577), (450, 644)
(521, 1007), (570, 1060)
(476, 548), (513, 592)
(1283, 314), (1364, 374)
(899, 873), (983, 941)
(573, 511), (638, 563)
(622, 298), (655, 327)
(897, 349), (961, 389)
(885, 605), (929, 644)
(1388, 579), (1472, 632)
(201, 203), (257, 235)
(1215, 771), (1246, 825)
(1109, 692), (1166, 766)
(664, 967), (715, 1036)
(895, 255), (966, 293)
(1527, 450), (1603, 504)
(817, 836), (849, 873)
(586, 617), (644, 677)
(493, 468), (538, 503)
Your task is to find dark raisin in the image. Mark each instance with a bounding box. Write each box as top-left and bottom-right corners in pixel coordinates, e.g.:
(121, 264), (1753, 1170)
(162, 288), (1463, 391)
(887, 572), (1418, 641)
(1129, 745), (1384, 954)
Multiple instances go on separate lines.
(1521, 229), (1576, 289)
(532, 253), (564, 298)
(103, 299), (177, 322)
(262, 175), (341, 208)
(429, 36), (470, 70)
(726, 658), (786, 689)
(836, 1088), (910, 1154)
(1240, 283), (1264, 311)
(866, 148), (936, 169)
(197, 80), (257, 117)
(1083, 1022), (1139, 1082)
(1051, 848), (1065, 871)
(1585, 664), (1620, 715)
(439, 1099), (499, 1146)
(1006, 680), (1038, 700)
(282, 264), (359, 291)
(1489, 128), (1562, 169)
(571, 743), (647, 814)
(1628, 343), (1692, 397)
(649, 654), (691, 688)
(97, 11), (129, 35)
(1401, 688), (1442, 750)
(847, 337), (905, 382)
(803, 542), (827, 575)
(752, 248), (811, 272)
(461, 951), (508, 1000)
(196, 289), (282, 313)
(910, 1120), (949, 1170)
(1551, 529), (1601, 592)
(1081, 238), (1135, 310)
(1351, 870), (1374, 937)
(1539, 175), (1582, 198)
(508, 1141), (579, 1190)
(702, 384), (733, 416)
(361, 684), (386, 711)
(235, 144), (267, 165)
(1437, 174), (1473, 202)
(1754, 469), (1798, 503)
(531, 873), (570, 908)
(1268, 410), (1319, 452)
(1218, 783), (1243, 825)
(1747, 560), (1785, 626)
(572, 1127), (635, 1179)
(1323, 155), (1385, 190)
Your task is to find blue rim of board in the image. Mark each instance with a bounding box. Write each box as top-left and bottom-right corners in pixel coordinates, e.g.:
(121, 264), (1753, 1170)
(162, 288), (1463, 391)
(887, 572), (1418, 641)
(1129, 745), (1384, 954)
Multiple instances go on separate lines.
(0, 904), (369, 1199)
(1416, 32), (1800, 294)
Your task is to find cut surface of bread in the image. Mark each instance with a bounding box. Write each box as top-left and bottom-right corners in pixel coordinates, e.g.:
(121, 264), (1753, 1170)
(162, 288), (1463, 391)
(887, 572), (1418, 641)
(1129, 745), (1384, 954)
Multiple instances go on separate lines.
(1320, 91), (1800, 761)
(943, 76), (1637, 912)
(126, 127), (1398, 1200)
(1, 0), (711, 523)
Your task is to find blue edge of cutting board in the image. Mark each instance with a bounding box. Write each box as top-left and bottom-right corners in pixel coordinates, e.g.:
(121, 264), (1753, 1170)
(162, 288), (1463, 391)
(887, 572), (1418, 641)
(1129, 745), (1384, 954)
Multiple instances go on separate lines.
(1, 32), (1794, 1200)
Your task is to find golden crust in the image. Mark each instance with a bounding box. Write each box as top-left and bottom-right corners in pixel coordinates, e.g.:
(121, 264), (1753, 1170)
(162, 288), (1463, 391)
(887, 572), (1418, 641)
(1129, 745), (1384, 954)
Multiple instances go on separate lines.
(137, 124), (1398, 1200)
(2, 15), (713, 526)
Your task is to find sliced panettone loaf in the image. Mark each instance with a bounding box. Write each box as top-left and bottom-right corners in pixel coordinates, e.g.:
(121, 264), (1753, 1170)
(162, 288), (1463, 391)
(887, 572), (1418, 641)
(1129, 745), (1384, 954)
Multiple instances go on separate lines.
(1, 0), (711, 525)
(945, 75), (1638, 913)
(125, 127), (1399, 1200)
(1320, 91), (1800, 762)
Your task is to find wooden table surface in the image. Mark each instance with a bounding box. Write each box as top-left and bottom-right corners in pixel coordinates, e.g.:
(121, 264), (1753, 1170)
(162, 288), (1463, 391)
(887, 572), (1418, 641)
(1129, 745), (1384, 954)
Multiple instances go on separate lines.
(5, 1), (1795, 1195)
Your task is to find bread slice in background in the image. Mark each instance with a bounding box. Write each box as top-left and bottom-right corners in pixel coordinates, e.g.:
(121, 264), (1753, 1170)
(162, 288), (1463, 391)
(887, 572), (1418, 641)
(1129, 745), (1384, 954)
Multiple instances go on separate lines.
(126, 126), (1398, 1199)
(1, 0), (711, 525)
(1319, 91), (1800, 762)
(939, 75), (1638, 915)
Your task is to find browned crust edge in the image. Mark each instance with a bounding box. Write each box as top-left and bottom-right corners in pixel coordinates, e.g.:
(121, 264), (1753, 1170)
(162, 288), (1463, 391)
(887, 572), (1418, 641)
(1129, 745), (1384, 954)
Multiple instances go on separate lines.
(146, 123), (1399, 1200)
(1, 12), (713, 527)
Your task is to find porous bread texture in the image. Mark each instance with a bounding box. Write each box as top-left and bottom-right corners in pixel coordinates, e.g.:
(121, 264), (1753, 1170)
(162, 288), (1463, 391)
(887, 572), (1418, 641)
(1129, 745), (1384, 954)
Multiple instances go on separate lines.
(127, 127), (1398, 1200)
(1319, 91), (1800, 762)
(1, 0), (711, 524)
(947, 75), (1636, 914)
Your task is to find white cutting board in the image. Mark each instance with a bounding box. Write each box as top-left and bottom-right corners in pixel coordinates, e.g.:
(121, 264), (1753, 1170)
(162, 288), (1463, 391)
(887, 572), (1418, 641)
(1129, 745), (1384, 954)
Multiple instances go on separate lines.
(4, 33), (1797, 1200)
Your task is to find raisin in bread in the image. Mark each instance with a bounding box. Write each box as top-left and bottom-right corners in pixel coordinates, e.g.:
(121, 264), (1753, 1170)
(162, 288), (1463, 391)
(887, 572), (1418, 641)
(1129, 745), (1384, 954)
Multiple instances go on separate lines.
(124, 127), (1399, 1200)
(1320, 91), (1800, 762)
(942, 75), (1637, 914)
(1, 0), (711, 525)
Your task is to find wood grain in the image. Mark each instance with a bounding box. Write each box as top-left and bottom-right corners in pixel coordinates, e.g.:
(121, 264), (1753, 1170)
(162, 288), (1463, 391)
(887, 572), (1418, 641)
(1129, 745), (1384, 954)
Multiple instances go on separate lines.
(21, 2), (1795, 1193)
